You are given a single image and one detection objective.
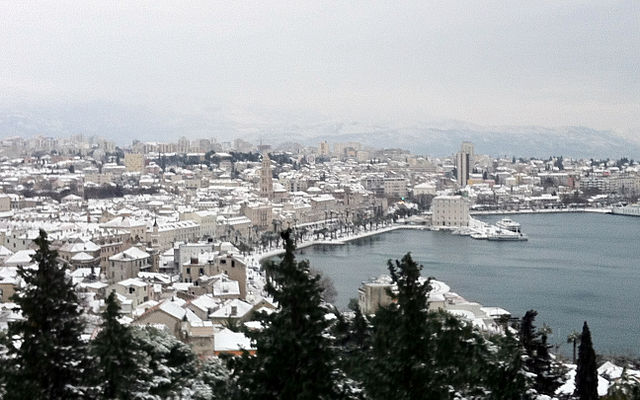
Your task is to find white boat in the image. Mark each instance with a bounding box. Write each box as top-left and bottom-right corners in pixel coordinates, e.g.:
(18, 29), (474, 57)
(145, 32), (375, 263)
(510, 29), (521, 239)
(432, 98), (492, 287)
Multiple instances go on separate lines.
(487, 230), (528, 241)
(496, 218), (521, 233)
(611, 204), (640, 217)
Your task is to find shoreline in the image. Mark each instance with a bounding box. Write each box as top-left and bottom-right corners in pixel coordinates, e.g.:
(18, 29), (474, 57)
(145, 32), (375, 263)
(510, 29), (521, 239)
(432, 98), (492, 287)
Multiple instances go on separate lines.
(255, 224), (427, 262)
(255, 207), (620, 263)
(470, 207), (611, 216)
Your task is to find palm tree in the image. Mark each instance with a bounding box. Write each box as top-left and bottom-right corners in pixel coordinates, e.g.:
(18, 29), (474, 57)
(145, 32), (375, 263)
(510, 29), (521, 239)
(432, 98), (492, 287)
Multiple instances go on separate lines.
(567, 330), (581, 364)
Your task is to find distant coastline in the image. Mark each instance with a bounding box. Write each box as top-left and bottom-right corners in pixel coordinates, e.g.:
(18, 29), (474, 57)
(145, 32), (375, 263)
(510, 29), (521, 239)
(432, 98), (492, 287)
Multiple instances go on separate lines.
(469, 207), (611, 216)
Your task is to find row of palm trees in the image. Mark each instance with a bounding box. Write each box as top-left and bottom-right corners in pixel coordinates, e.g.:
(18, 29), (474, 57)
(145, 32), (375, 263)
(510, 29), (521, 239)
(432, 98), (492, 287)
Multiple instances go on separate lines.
(224, 204), (421, 255)
(252, 210), (404, 252)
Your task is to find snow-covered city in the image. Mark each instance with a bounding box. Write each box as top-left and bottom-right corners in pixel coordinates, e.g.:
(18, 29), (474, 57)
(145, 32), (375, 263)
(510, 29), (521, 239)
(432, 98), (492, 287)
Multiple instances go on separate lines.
(2, 2), (639, 399)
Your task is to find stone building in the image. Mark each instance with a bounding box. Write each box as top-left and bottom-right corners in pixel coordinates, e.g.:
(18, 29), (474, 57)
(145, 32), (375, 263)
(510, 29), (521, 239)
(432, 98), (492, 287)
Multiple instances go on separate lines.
(431, 195), (469, 227)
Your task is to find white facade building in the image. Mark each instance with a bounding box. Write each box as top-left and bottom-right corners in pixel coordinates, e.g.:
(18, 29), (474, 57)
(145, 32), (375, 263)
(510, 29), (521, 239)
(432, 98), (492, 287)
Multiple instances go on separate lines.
(431, 195), (469, 227)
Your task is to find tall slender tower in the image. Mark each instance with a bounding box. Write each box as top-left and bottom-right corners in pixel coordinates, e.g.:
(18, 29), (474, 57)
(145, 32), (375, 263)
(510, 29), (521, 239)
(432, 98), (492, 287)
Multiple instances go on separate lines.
(260, 153), (274, 200)
(455, 142), (474, 187)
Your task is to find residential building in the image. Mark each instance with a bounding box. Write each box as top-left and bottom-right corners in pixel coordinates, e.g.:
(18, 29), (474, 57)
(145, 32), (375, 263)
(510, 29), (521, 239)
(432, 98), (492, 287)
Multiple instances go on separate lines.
(124, 153), (145, 173)
(107, 247), (151, 283)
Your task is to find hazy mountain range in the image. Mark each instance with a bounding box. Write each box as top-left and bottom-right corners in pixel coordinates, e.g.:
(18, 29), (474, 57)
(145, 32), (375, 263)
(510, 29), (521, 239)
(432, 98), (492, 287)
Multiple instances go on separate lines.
(1, 102), (638, 159)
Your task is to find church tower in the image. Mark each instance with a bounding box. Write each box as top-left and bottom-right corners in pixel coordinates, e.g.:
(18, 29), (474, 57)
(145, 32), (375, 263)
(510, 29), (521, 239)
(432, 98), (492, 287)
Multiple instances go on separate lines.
(260, 153), (274, 200)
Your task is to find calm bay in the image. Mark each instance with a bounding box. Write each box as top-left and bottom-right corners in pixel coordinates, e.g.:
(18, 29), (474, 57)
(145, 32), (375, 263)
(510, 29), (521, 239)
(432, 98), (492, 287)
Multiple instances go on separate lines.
(292, 213), (640, 357)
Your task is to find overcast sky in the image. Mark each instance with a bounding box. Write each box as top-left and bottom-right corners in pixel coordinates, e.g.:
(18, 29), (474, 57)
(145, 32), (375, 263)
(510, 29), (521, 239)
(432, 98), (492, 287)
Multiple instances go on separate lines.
(1, 1), (638, 132)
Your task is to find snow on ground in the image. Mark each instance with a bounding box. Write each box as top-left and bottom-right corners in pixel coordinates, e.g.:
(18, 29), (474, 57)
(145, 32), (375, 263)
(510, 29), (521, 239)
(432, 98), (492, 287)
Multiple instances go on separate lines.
(555, 364), (611, 397)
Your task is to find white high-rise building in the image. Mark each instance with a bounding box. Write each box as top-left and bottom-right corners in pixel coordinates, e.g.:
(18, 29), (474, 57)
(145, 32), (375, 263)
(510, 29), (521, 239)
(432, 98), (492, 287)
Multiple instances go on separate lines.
(318, 141), (330, 157)
(456, 142), (474, 187)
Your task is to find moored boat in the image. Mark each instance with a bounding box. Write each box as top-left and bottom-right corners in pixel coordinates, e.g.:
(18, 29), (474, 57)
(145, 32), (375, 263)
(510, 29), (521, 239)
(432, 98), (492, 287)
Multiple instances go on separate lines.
(496, 217), (521, 233)
(611, 204), (640, 217)
(487, 230), (528, 241)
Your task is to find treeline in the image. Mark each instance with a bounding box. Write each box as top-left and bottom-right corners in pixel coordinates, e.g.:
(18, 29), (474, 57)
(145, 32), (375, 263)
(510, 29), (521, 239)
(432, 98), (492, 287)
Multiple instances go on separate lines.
(0, 230), (634, 399)
(84, 185), (158, 199)
(0, 230), (230, 399)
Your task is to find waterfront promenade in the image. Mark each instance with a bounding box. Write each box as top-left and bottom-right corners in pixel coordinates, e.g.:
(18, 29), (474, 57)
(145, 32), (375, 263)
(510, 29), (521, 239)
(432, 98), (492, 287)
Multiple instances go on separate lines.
(254, 207), (614, 263)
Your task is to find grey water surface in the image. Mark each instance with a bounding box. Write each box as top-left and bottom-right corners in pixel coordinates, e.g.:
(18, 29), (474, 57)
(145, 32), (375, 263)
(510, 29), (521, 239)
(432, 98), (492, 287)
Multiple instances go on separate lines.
(291, 213), (640, 357)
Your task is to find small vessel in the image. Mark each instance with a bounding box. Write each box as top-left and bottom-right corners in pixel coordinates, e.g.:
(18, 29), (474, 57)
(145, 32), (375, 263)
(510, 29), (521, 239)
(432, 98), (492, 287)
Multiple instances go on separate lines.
(487, 229), (528, 241)
(470, 232), (488, 240)
(496, 218), (521, 233)
(611, 204), (640, 217)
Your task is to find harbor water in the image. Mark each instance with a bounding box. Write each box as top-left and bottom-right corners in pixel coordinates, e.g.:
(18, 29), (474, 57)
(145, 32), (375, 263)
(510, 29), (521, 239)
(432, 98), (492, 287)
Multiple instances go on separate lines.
(293, 213), (640, 357)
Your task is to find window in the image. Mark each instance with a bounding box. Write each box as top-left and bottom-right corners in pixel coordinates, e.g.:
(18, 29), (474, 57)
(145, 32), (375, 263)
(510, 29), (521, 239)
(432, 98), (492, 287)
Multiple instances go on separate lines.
(186, 268), (191, 274)
(129, 287), (135, 294)
(231, 260), (235, 268)
(199, 268), (204, 275)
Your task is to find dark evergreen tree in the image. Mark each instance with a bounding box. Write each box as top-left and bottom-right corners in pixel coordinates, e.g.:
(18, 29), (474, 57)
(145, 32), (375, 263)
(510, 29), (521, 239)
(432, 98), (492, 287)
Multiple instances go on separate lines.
(519, 310), (565, 396)
(365, 253), (448, 400)
(91, 291), (140, 399)
(351, 305), (368, 350)
(485, 329), (530, 400)
(331, 304), (370, 385)
(364, 253), (530, 399)
(3, 229), (90, 399)
(575, 321), (599, 400)
(231, 229), (345, 400)
(197, 357), (233, 399)
(520, 310), (538, 354)
(130, 325), (203, 398)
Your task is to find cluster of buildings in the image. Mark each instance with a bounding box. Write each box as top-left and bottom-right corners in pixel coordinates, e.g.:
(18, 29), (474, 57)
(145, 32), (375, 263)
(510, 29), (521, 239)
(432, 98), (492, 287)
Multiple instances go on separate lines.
(1, 134), (639, 357)
(357, 275), (510, 332)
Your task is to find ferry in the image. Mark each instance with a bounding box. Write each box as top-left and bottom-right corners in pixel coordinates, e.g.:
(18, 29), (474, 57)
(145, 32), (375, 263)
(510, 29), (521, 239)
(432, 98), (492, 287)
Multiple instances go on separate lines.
(487, 230), (528, 241)
(495, 217), (521, 233)
(611, 204), (640, 217)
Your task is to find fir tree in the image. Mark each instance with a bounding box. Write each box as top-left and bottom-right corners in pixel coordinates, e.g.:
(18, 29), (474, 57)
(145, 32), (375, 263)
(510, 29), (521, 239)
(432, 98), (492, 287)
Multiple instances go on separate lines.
(575, 321), (599, 400)
(231, 229), (345, 400)
(91, 291), (140, 399)
(520, 310), (538, 355)
(130, 325), (204, 398)
(3, 229), (90, 399)
(485, 330), (530, 400)
(364, 254), (530, 399)
(196, 357), (232, 400)
(365, 253), (448, 400)
(351, 305), (368, 350)
(331, 304), (370, 384)
(518, 310), (565, 396)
